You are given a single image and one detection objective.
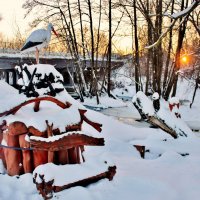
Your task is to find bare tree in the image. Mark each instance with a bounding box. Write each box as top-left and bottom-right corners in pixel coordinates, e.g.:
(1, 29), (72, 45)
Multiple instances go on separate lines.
(107, 0), (112, 96)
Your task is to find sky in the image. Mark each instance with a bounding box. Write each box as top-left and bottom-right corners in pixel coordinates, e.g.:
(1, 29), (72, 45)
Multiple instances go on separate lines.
(0, 0), (132, 53)
(0, 0), (29, 38)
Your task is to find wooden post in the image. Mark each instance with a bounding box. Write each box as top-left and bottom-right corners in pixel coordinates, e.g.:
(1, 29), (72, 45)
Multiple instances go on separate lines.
(12, 69), (17, 87)
(34, 101), (40, 112)
(58, 150), (69, 165)
(46, 120), (54, 163)
(4, 134), (23, 176)
(134, 145), (145, 158)
(5, 70), (9, 84)
(68, 147), (78, 164)
(19, 134), (32, 173)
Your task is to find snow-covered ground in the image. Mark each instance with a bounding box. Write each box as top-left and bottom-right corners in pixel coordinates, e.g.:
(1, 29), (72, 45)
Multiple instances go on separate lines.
(1, 103), (200, 200)
(1, 65), (200, 200)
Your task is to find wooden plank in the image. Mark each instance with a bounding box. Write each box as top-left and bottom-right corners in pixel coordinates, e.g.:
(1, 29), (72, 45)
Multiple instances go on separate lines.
(134, 145), (145, 158)
(148, 116), (177, 138)
(30, 133), (104, 151)
(79, 109), (102, 132)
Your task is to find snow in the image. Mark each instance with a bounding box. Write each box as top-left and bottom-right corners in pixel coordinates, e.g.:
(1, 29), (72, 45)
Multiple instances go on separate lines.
(1, 98), (200, 199)
(171, 1), (198, 19)
(152, 92), (159, 100)
(15, 63), (64, 86)
(33, 160), (111, 186)
(132, 91), (155, 116)
(0, 80), (27, 113)
(169, 97), (179, 105)
(4, 104), (81, 132)
(112, 63), (136, 99)
(83, 94), (126, 110)
(1, 64), (200, 200)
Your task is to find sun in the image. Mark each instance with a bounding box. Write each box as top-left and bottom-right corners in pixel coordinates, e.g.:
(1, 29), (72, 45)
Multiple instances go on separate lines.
(181, 56), (188, 63)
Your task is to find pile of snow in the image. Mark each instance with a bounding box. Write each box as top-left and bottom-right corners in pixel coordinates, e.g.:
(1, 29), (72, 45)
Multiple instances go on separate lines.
(169, 97), (179, 105)
(132, 91), (194, 138)
(1, 98), (200, 199)
(5, 105), (81, 132)
(33, 159), (112, 186)
(0, 80), (27, 113)
(132, 91), (155, 116)
(152, 92), (159, 100)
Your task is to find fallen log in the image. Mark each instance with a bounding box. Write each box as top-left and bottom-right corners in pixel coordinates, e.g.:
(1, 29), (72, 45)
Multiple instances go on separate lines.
(148, 116), (177, 138)
(33, 165), (116, 199)
(132, 91), (193, 138)
(54, 166), (116, 192)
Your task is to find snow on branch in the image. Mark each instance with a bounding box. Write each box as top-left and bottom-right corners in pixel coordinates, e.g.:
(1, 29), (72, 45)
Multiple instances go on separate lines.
(145, 0), (199, 49)
(145, 20), (177, 49)
(171, 0), (199, 19)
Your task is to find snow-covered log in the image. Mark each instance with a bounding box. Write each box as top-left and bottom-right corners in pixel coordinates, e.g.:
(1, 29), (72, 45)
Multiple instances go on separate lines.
(33, 162), (116, 199)
(132, 91), (194, 138)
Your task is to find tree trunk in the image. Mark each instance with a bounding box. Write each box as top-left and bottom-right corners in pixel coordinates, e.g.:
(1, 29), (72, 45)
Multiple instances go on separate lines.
(133, 0), (141, 92)
(164, 0), (189, 99)
(162, 0), (174, 92)
(107, 0), (112, 97)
